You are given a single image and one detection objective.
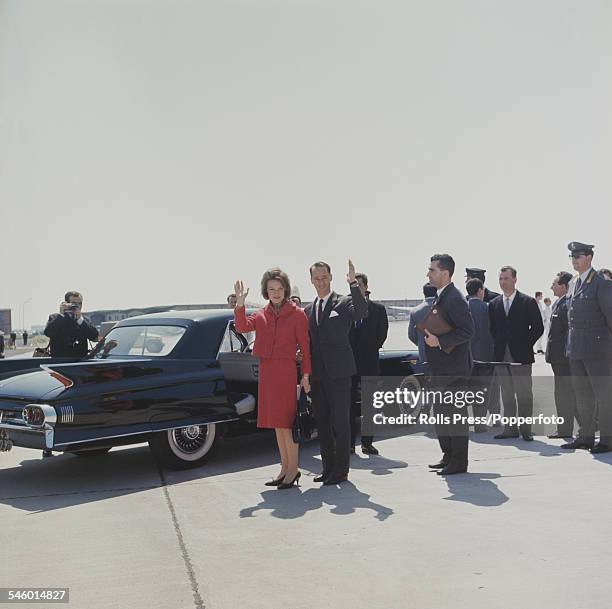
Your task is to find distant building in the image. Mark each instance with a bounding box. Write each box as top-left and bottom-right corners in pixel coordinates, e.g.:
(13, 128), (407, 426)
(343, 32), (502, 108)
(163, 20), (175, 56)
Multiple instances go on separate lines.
(0, 309), (11, 334)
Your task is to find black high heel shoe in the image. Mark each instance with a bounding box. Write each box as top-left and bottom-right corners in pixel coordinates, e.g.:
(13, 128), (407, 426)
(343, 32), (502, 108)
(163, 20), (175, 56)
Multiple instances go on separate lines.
(277, 471), (301, 490)
(265, 474), (286, 487)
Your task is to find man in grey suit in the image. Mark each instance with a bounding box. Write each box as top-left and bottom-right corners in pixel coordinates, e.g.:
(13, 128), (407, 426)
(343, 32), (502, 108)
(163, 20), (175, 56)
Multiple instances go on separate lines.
(466, 278), (495, 432)
(305, 260), (368, 485)
(562, 242), (612, 453)
(546, 271), (580, 439)
(408, 283), (437, 364)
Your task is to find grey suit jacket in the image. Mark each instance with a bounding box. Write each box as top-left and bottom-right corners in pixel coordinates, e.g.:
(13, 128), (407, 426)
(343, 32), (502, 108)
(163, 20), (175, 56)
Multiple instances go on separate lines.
(566, 269), (612, 360)
(305, 286), (368, 380)
(408, 297), (435, 364)
(467, 298), (494, 363)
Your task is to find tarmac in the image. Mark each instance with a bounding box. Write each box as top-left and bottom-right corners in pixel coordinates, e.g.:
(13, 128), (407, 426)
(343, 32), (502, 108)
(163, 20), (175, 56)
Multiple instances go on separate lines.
(2, 379), (611, 609)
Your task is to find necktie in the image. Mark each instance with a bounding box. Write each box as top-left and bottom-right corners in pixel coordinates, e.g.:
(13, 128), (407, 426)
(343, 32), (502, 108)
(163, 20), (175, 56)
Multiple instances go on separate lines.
(317, 298), (324, 325)
(504, 297), (510, 316)
(575, 277), (582, 294)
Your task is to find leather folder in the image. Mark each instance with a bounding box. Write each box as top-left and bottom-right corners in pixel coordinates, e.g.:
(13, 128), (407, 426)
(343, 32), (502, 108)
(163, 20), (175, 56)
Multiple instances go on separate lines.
(416, 305), (456, 354)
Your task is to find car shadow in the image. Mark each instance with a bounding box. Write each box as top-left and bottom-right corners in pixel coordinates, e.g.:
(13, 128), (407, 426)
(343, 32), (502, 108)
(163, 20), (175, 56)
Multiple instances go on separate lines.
(239, 481), (394, 521)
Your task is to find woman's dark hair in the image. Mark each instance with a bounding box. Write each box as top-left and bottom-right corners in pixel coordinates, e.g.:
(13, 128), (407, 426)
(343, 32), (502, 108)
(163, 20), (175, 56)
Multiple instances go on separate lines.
(260, 268), (291, 300)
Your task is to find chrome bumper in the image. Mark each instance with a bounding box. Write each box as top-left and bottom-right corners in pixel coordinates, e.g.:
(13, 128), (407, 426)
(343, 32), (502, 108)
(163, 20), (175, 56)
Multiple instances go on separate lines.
(0, 405), (56, 450)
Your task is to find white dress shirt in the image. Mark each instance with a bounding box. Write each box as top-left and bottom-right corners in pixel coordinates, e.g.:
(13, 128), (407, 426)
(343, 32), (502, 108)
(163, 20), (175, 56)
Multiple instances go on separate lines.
(315, 293), (332, 324)
(503, 290), (517, 315)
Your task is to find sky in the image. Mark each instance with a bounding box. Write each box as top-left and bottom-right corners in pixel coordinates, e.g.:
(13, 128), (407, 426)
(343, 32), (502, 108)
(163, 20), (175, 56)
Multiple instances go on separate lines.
(1, 0), (611, 330)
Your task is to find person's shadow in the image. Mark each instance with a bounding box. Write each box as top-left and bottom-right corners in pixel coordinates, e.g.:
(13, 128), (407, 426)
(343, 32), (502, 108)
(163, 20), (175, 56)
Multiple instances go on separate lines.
(470, 430), (565, 457)
(440, 471), (520, 507)
(240, 481), (394, 521)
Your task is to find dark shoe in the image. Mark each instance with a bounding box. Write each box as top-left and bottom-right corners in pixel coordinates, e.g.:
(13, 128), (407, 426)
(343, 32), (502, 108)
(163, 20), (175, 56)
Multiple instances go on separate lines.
(437, 465), (468, 475)
(264, 475), (286, 487)
(561, 440), (594, 450)
(428, 461), (448, 470)
(494, 432), (519, 439)
(350, 446), (355, 454)
(548, 432), (573, 439)
(278, 471), (301, 489)
(473, 425), (488, 434)
(42, 449), (54, 458)
(323, 476), (348, 486)
(313, 473), (328, 483)
(361, 443), (379, 455)
(590, 443), (612, 454)
(521, 433), (534, 442)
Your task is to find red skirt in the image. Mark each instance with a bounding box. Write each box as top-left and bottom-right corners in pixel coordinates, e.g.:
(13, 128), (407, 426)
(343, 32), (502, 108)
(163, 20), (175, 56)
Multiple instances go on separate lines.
(257, 357), (298, 429)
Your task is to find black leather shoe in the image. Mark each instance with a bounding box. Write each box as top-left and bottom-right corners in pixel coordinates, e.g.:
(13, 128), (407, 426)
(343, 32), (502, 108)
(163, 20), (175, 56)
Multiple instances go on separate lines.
(494, 432), (519, 439)
(313, 474), (328, 483)
(473, 425), (488, 433)
(323, 476), (348, 486)
(278, 471), (301, 490)
(428, 462), (448, 469)
(521, 433), (534, 442)
(264, 475), (286, 487)
(548, 432), (573, 439)
(590, 443), (612, 454)
(437, 466), (468, 475)
(561, 440), (594, 450)
(361, 444), (379, 455)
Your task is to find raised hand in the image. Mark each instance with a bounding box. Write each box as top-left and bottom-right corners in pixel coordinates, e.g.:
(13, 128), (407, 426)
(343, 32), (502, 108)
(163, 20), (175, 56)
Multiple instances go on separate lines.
(233, 280), (249, 307)
(346, 259), (356, 284)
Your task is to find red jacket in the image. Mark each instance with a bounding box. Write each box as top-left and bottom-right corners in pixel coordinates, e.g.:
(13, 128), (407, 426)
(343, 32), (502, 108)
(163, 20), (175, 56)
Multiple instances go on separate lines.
(234, 301), (312, 375)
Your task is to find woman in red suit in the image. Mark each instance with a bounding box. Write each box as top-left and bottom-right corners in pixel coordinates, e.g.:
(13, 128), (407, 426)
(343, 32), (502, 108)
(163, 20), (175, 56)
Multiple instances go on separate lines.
(234, 268), (311, 489)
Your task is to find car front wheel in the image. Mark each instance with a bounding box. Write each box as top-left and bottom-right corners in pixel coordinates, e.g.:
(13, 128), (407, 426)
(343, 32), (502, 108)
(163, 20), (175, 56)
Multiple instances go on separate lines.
(149, 424), (219, 470)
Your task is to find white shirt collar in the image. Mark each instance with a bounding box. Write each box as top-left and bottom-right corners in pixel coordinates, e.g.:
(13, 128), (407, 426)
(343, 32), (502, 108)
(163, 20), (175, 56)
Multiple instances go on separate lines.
(504, 290), (517, 306)
(579, 267), (593, 283)
(436, 283), (451, 298)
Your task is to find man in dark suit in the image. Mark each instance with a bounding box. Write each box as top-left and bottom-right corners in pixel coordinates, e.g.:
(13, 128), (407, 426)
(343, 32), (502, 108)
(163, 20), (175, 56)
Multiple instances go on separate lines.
(44, 291), (99, 358)
(546, 271), (579, 439)
(423, 254), (474, 475)
(465, 268), (500, 303)
(466, 278), (495, 432)
(489, 266), (544, 440)
(408, 283), (438, 364)
(349, 272), (389, 455)
(562, 241), (612, 453)
(305, 260), (368, 485)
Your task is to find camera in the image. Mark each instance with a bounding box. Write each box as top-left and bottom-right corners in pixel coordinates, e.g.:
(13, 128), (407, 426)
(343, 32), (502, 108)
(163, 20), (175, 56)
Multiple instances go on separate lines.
(64, 303), (79, 317)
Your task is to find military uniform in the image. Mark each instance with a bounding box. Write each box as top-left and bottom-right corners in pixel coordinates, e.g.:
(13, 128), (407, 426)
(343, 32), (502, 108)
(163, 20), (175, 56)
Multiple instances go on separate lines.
(565, 242), (612, 452)
(465, 268), (500, 303)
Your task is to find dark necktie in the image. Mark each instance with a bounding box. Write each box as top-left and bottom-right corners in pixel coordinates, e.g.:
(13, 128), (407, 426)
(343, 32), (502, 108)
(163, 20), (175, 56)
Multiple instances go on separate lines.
(575, 277), (582, 294)
(317, 298), (324, 325)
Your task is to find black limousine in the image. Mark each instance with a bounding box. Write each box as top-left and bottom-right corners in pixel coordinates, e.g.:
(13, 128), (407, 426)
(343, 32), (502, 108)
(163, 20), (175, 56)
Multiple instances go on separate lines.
(0, 309), (421, 469)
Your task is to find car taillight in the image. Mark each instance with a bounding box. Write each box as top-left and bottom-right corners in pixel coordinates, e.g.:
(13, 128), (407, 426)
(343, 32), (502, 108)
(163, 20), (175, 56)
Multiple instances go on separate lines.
(22, 405), (46, 427)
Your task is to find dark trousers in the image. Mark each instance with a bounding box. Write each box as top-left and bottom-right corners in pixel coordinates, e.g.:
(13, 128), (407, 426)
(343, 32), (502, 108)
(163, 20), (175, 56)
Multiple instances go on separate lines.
(433, 379), (469, 469)
(498, 362), (534, 435)
(312, 376), (352, 479)
(350, 376), (374, 448)
(569, 358), (612, 443)
(471, 362), (495, 419)
(551, 360), (580, 436)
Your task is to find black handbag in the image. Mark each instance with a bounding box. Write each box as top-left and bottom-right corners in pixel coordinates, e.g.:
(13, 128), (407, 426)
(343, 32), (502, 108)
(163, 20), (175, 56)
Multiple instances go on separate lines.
(292, 387), (315, 444)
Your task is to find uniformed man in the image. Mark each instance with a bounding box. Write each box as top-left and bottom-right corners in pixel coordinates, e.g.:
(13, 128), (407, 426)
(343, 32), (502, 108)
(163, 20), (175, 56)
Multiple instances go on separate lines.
(561, 242), (612, 454)
(465, 268), (500, 303)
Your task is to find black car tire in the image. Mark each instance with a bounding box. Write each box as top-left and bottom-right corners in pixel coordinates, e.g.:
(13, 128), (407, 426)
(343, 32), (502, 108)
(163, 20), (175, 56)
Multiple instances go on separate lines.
(69, 447), (112, 457)
(149, 423), (219, 470)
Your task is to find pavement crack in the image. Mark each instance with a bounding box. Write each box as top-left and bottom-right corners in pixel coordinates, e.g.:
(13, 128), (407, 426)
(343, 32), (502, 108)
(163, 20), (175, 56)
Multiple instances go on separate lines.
(156, 463), (206, 609)
(1, 484), (160, 500)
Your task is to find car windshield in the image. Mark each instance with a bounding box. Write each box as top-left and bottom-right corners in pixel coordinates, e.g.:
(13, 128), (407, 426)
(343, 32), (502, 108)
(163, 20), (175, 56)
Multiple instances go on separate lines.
(93, 325), (186, 358)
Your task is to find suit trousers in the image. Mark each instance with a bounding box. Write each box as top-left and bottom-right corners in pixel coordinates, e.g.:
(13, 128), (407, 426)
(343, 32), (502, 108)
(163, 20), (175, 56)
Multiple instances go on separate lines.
(498, 348), (534, 435)
(312, 376), (352, 479)
(350, 377), (373, 448)
(433, 379), (469, 469)
(551, 361), (580, 436)
(569, 358), (612, 443)
(471, 363), (496, 419)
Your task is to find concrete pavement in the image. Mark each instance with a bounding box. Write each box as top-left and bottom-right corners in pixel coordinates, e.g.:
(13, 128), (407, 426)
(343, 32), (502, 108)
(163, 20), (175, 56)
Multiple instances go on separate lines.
(1, 416), (611, 609)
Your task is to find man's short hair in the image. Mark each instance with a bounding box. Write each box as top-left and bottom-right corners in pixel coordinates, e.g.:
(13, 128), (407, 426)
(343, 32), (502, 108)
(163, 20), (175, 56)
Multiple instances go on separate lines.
(430, 254), (455, 277)
(535, 291), (543, 298)
(423, 283), (437, 298)
(500, 265), (517, 278)
(226, 293), (236, 303)
(355, 272), (368, 287)
(309, 261), (331, 276)
(556, 271), (573, 287)
(260, 268), (291, 300)
(65, 291), (83, 302)
(466, 278), (484, 296)
(599, 268), (612, 280)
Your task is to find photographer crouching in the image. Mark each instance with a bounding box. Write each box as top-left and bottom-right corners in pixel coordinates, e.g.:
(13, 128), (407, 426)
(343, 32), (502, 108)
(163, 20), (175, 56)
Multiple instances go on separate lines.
(44, 291), (98, 358)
